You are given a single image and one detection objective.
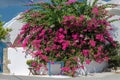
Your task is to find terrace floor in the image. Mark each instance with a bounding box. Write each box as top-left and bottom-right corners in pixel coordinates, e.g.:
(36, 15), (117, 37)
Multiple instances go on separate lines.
(0, 72), (120, 80)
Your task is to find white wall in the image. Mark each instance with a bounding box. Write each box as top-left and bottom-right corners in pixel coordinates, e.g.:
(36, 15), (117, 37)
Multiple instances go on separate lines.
(110, 15), (120, 43)
(7, 47), (32, 75)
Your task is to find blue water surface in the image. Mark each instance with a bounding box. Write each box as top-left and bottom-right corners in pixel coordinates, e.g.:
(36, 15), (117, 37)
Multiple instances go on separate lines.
(0, 0), (110, 22)
(0, 0), (41, 22)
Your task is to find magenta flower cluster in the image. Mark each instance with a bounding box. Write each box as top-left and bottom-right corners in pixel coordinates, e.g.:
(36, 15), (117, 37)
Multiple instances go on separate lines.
(65, 0), (77, 5)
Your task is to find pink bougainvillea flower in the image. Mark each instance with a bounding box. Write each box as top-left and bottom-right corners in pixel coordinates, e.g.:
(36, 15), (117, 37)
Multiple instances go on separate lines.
(85, 60), (91, 64)
(79, 15), (85, 22)
(94, 52), (102, 58)
(35, 67), (40, 71)
(22, 37), (29, 48)
(92, 7), (98, 16)
(98, 45), (103, 51)
(63, 30), (67, 34)
(72, 34), (78, 40)
(59, 28), (64, 32)
(97, 51), (102, 55)
(61, 67), (70, 72)
(109, 27), (113, 30)
(32, 40), (42, 49)
(51, 62), (54, 64)
(104, 56), (110, 61)
(51, 44), (57, 50)
(73, 57), (77, 61)
(56, 54), (60, 57)
(35, 44), (41, 49)
(48, 29), (52, 33)
(80, 65), (84, 69)
(72, 67), (77, 71)
(82, 49), (90, 57)
(65, 0), (77, 5)
(21, 23), (30, 30)
(31, 61), (37, 67)
(30, 12), (39, 18)
(33, 50), (42, 57)
(45, 47), (51, 52)
(80, 34), (84, 38)
(89, 40), (96, 47)
(41, 55), (49, 62)
(58, 34), (65, 39)
(58, 39), (64, 43)
(20, 30), (25, 35)
(108, 37), (114, 43)
(96, 58), (104, 63)
(62, 41), (70, 50)
(63, 16), (68, 21)
(87, 18), (98, 31)
(24, 9), (30, 13)
(32, 40), (41, 44)
(18, 37), (23, 44)
(40, 29), (46, 36)
(81, 40), (86, 45)
(101, 19), (110, 26)
(63, 15), (75, 21)
(96, 34), (105, 42)
(112, 43), (117, 47)
(83, 29), (87, 32)
(94, 54), (98, 58)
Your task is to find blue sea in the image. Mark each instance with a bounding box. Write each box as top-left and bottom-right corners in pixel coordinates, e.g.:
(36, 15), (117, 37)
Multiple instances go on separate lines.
(0, 0), (111, 22)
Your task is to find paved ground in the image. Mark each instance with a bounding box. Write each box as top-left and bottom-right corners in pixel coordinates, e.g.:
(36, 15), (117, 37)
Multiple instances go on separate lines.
(0, 72), (120, 80)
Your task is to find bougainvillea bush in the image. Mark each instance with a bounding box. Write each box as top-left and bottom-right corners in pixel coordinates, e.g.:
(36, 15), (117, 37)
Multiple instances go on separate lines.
(18, 0), (119, 76)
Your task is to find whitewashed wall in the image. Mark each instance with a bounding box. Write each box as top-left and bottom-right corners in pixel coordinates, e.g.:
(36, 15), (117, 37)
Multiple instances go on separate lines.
(7, 47), (32, 75)
(110, 15), (120, 43)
